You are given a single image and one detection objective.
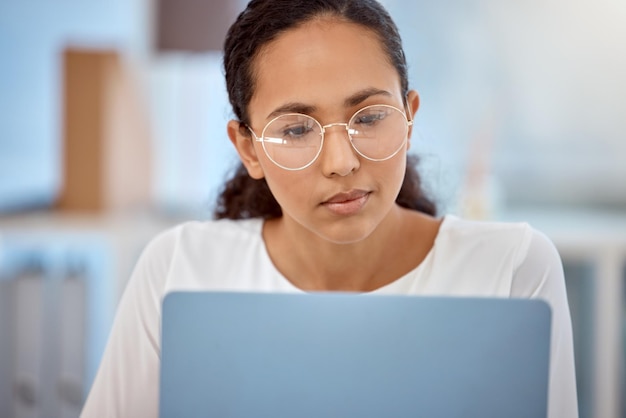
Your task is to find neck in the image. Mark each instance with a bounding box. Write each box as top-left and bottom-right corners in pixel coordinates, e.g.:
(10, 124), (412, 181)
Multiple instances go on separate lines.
(263, 206), (437, 292)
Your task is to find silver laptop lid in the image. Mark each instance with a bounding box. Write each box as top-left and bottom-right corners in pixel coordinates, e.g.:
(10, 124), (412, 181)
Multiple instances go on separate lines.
(160, 292), (550, 418)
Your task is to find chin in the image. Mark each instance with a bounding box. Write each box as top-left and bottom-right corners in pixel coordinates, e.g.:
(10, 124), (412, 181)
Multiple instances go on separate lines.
(311, 218), (379, 245)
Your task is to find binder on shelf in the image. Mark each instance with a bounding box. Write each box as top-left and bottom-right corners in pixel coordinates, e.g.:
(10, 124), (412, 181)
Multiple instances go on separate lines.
(57, 48), (151, 213)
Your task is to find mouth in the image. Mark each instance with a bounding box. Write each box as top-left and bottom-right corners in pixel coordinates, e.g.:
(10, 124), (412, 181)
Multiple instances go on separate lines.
(321, 190), (371, 216)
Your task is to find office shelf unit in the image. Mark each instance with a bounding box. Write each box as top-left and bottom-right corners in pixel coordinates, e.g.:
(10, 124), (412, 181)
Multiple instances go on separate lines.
(503, 208), (626, 418)
(0, 213), (172, 418)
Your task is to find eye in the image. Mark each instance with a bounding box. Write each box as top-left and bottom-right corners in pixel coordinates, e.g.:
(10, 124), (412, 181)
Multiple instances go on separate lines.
(264, 115), (320, 144)
(282, 123), (312, 138)
(353, 109), (389, 127)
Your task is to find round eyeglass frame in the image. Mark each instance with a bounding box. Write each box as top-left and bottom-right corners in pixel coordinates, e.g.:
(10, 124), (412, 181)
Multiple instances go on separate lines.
(246, 103), (413, 171)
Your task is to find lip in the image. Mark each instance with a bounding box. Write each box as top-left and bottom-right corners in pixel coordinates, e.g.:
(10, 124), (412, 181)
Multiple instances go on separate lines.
(321, 189), (371, 216)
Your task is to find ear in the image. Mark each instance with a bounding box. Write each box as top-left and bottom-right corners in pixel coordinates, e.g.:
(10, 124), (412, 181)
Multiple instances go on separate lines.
(405, 90), (420, 150)
(227, 120), (265, 179)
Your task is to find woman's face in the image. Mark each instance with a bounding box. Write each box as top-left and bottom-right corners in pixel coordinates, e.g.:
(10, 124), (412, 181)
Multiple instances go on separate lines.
(229, 18), (419, 244)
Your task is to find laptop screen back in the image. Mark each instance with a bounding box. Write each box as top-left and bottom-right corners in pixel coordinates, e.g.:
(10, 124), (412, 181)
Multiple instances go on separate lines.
(160, 292), (551, 418)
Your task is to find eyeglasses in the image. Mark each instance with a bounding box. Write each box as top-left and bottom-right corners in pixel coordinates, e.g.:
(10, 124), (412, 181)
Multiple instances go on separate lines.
(247, 104), (412, 171)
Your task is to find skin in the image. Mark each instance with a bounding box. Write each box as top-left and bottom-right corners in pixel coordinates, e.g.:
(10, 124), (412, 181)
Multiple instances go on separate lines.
(228, 17), (442, 292)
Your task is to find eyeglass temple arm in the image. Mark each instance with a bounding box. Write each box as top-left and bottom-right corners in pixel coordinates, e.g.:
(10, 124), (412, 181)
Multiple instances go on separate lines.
(404, 96), (415, 125)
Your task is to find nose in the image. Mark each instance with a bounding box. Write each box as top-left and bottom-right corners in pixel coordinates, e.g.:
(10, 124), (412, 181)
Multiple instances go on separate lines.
(318, 123), (361, 177)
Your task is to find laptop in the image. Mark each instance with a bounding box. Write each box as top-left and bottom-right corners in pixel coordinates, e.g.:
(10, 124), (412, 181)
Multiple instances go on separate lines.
(159, 292), (551, 418)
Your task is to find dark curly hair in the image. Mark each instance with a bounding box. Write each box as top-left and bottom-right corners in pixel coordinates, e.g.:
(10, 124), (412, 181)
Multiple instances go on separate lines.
(215, 0), (436, 219)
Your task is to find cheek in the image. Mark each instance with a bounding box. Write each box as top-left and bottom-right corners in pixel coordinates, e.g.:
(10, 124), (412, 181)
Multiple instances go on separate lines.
(376, 155), (408, 196)
(262, 165), (315, 208)
(255, 143), (318, 204)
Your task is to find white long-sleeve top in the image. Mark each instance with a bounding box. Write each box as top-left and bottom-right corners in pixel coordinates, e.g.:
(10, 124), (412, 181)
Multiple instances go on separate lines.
(81, 215), (578, 417)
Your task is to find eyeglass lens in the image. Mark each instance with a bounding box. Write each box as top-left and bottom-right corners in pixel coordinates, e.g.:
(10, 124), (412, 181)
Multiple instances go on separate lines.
(261, 105), (408, 170)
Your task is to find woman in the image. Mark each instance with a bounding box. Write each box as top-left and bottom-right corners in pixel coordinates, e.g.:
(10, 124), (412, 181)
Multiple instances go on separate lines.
(81, 0), (578, 416)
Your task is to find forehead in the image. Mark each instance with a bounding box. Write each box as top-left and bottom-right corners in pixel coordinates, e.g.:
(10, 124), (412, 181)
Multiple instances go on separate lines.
(249, 18), (402, 121)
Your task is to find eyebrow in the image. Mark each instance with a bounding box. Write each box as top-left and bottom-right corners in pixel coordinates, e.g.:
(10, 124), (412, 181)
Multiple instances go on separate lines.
(265, 87), (393, 120)
(344, 87), (392, 107)
(267, 103), (317, 119)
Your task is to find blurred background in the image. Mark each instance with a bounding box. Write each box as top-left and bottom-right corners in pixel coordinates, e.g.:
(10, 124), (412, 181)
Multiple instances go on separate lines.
(0, 0), (624, 416)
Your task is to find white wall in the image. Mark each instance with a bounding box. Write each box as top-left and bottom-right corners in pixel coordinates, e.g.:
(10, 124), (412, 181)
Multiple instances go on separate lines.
(383, 0), (626, 211)
(0, 0), (151, 211)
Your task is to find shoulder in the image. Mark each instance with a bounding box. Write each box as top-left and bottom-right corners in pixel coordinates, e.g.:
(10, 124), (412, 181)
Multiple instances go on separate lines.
(144, 218), (263, 257)
(424, 215), (556, 295)
(131, 218), (264, 286)
(509, 224), (565, 298)
(438, 215), (563, 293)
(437, 215), (534, 265)
(439, 215), (561, 273)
